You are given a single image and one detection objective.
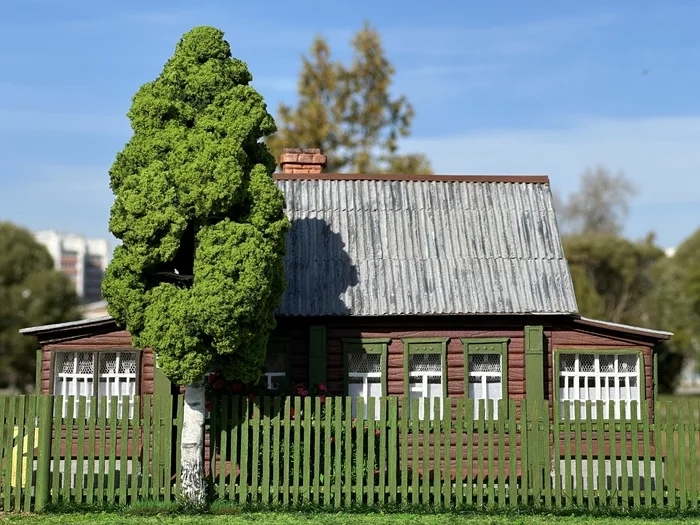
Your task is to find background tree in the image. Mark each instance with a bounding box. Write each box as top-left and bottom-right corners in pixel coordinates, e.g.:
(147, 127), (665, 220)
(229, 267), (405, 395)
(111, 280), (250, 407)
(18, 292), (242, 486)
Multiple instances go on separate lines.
(267, 22), (432, 174)
(558, 166), (637, 235)
(0, 222), (79, 392)
(102, 26), (290, 504)
(558, 167), (690, 391)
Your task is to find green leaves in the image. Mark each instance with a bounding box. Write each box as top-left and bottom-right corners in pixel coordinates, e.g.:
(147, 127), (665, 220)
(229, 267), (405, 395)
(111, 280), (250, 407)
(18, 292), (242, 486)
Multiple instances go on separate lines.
(0, 222), (80, 391)
(103, 26), (290, 386)
(267, 22), (431, 174)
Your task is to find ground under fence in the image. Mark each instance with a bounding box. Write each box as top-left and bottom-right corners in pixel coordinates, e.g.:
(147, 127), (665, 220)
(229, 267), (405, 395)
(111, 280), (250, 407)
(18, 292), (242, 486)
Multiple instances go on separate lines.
(0, 395), (698, 511)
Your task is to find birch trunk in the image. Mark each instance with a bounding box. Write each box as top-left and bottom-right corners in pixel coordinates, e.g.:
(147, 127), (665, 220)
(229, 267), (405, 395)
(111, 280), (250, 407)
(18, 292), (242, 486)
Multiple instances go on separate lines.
(180, 383), (206, 505)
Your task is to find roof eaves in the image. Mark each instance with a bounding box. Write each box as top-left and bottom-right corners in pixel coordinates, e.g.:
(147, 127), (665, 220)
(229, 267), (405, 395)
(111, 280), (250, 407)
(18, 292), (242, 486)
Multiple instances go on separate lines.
(19, 315), (116, 335)
(574, 316), (673, 340)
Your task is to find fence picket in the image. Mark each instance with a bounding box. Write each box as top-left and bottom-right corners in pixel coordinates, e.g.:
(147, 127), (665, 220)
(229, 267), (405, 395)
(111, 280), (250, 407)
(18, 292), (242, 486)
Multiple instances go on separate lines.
(573, 400), (583, 506)
(250, 399), (261, 505)
(366, 399), (375, 507)
(620, 401), (629, 509)
(487, 400), (495, 507)
(553, 399), (562, 508)
(455, 398), (464, 508)
(507, 399), (517, 507)
(130, 396), (140, 504)
(400, 397), (409, 506)
(174, 395), (183, 501)
(322, 396), (331, 506)
(22, 396), (36, 511)
(421, 397), (430, 505)
(272, 397), (281, 505)
(97, 397), (107, 504)
(442, 398), (451, 508)
(261, 397), (271, 505)
(432, 397), (441, 508)
(333, 397), (341, 508)
(218, 396), (229, 501)
(641, 399), (652, 507)
(679, 401), (688, 508)
(344, 397), (352, 506)
(596, 401), (606, 507)
(119, 398), (129, 504)
(476, 400), (485, 507)
(74, 397), (86, 506)
(465, 398), (474, 506)
(520, 400), (529, 506)
(630, 400), (640, 508)
(230, 396), (240, 503)
(355, 397), (365, 506)
(389, 396), (399, 506)
(379, 397), (387, 506)
(312, 396), (321, 504)
(141, 395), (151, 501)
(691, 400), (698, 508)
(410, 398), (419, 506)
(62, 397), (72, 504)
(562, 400), (571, 505)
(654, 400), (664, 506)
(585, 402), (594, 509)
(239, 396), (250, 504)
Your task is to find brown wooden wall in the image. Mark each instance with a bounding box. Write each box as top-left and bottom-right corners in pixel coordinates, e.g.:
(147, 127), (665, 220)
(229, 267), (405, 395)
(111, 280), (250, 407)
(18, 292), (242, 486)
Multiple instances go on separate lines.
(40, 329), (154, 396)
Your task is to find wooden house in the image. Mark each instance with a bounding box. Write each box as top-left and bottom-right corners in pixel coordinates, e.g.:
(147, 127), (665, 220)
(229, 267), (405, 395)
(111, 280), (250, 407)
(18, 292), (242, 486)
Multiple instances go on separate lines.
(21, 148), (671, 428)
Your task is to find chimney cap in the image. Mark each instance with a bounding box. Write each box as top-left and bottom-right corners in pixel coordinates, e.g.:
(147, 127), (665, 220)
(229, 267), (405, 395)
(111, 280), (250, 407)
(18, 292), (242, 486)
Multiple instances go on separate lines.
(280, 147), (326, 174)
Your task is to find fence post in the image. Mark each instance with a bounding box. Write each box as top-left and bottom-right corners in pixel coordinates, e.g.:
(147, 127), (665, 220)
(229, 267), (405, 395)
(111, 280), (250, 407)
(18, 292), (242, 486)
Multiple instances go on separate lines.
(35, 396), (53, 511)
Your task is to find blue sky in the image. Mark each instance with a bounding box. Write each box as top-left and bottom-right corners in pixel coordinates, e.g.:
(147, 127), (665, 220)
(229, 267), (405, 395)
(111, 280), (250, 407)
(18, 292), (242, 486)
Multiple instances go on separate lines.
(1, 0), (699, 251)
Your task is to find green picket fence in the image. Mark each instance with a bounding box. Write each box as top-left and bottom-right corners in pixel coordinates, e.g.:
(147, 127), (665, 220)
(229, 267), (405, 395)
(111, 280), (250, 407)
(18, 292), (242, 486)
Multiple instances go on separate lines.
(1, 394), (700, 511)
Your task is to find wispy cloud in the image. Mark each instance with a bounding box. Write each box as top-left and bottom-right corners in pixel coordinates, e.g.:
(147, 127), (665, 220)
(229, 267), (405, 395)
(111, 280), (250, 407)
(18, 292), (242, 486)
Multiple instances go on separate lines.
(0, 109), (130, 136)
(382, 13), (617, 58)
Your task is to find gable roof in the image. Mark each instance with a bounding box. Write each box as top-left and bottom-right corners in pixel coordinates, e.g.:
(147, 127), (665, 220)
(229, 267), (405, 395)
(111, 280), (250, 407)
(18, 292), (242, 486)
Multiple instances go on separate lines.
(274, 174), (578, 316)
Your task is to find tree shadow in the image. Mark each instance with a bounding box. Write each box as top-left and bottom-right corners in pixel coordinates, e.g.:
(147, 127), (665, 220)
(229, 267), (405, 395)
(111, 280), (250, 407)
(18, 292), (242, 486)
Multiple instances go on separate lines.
(278, 217), (359, 316)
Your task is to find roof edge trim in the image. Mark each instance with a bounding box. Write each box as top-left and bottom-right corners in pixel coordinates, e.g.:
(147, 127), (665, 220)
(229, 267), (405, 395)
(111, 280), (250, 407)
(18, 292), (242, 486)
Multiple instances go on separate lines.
(273, 173), (550, 184)
(574, 316), (673, 340)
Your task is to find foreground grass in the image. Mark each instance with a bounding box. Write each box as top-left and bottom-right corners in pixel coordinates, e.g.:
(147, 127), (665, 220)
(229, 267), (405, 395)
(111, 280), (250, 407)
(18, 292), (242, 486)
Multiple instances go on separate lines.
(6, 513), (700, 525)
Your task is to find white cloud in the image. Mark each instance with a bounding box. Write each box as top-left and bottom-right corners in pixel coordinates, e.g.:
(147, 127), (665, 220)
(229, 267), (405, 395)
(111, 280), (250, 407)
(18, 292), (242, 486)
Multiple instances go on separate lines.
(401, 115), (700, 205)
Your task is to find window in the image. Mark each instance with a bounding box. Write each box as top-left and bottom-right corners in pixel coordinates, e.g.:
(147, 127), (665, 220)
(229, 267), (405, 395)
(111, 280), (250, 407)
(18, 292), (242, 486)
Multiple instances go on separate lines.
(263, 339), (290, 391)
(462, 338), (508, 419)
(557, 352), (642, 418)
(264, 352), (287, 391)
(53, 351), (139, 418)
(343, 338), (389, 419)
(403, 338), (448, 420)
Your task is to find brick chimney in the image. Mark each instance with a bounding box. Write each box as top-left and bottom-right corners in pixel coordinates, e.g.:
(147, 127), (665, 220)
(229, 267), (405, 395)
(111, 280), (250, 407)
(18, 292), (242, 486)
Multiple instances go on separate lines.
(279, 148), (327, 174)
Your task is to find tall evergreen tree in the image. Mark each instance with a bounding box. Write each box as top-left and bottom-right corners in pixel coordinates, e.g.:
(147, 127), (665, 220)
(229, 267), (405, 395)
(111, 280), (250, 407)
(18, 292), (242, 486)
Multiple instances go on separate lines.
(102, 26), (290, 504)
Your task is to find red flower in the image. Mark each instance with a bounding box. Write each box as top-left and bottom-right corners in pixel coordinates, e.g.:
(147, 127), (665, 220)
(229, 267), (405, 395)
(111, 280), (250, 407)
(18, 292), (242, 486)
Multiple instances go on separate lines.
(231, 382), (243, 392)
(317, 383), (327, 392)
(248, 393), (256, 402)
(208, 374), (217, 384)
(213, 380), (225, 391)
(290, 408), (295, 419)
(375, 428), (381, 436)
(330, 436), (336, 443)
(205, 400), (211, 412)
(299, 389), (309, 396)
(319, 395), (327, 404)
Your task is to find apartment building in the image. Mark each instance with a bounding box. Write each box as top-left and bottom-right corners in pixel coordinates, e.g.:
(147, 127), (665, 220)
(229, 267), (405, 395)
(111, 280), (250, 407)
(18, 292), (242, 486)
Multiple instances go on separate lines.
(34, 230), (110, 302)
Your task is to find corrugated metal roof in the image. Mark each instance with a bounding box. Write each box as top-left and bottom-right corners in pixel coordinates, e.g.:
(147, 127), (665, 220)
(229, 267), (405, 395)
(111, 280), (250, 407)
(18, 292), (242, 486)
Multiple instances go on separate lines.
(275, 178), (578, 316)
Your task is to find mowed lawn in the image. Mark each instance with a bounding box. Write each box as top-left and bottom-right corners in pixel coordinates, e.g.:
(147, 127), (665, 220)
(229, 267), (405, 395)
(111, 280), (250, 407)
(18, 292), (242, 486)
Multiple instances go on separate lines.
(4, 515), (700, 525)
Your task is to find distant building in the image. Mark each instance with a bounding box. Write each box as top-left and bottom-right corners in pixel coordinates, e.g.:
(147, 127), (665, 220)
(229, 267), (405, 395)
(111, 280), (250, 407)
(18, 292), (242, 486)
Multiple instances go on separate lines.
(34, 230), (110, 302)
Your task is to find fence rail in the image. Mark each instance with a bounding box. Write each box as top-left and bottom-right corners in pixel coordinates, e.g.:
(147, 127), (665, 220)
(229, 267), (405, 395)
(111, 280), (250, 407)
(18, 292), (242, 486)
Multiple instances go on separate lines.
(0, 394), (698, 511)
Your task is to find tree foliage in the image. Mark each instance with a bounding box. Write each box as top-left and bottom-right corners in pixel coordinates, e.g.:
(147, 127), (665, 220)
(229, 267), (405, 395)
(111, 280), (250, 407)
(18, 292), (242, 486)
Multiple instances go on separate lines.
(103, 26), (290, 386)
(267, 22), (431, 174)
(558, 166), (637, 236)
(0, 222), (79, 392)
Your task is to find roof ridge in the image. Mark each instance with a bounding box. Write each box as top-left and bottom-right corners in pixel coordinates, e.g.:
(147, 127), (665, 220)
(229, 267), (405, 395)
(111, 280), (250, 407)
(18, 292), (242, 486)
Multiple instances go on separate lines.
(274, 173), (550, 184)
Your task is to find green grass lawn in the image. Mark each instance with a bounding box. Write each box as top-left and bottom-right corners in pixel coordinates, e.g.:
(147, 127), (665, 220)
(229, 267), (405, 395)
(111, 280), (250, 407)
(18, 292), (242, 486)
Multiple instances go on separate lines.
(4, 515), (700, 525)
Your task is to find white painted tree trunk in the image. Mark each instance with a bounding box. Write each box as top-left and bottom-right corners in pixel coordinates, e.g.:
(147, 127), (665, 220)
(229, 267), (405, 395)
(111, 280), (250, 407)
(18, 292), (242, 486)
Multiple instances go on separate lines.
(180, 383), (206, 505)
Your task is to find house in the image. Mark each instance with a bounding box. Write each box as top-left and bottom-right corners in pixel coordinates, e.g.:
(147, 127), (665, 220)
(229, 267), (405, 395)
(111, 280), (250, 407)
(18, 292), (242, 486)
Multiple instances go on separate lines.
(21, 148), (672, 427)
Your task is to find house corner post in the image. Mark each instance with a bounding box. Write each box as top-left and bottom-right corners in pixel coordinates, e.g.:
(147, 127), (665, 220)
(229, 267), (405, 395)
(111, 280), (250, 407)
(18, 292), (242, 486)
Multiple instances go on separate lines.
(309, 326), (327, 386)
(35, 395), (54, 510)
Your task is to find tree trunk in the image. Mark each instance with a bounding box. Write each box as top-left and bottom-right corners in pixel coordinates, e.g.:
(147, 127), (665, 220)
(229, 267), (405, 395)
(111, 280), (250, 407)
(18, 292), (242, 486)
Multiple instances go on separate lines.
(180, 383), (206, 505)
